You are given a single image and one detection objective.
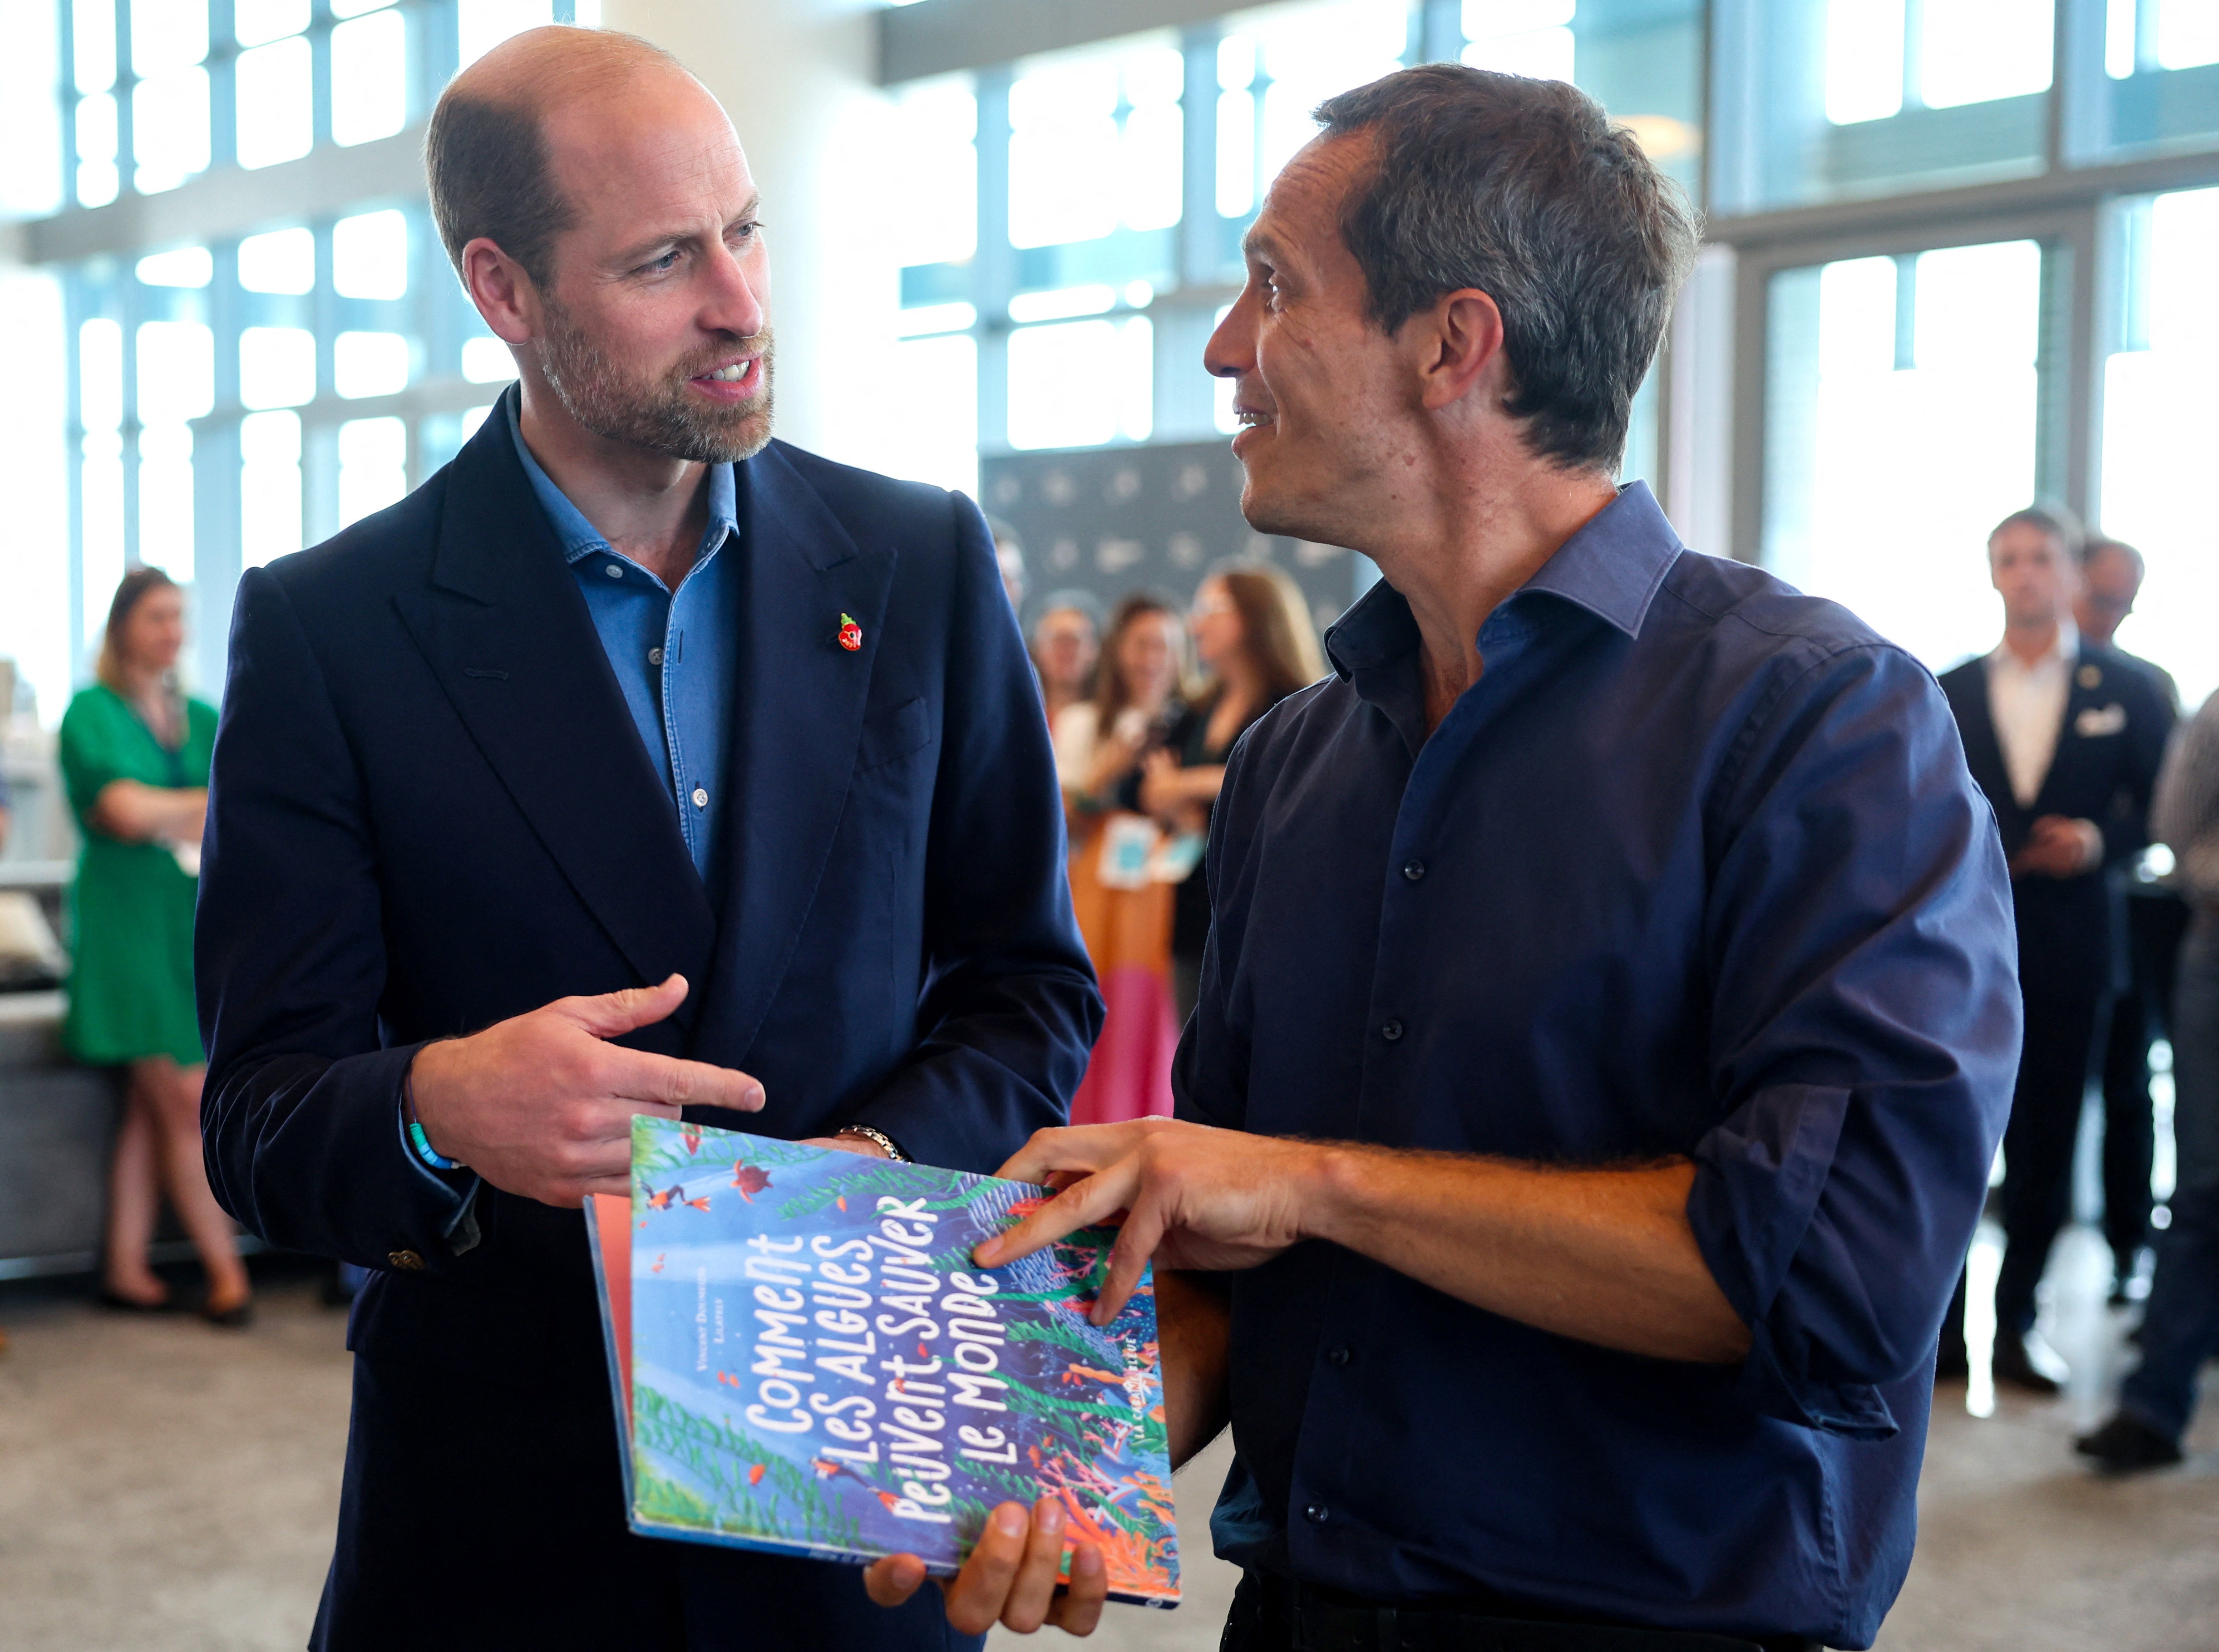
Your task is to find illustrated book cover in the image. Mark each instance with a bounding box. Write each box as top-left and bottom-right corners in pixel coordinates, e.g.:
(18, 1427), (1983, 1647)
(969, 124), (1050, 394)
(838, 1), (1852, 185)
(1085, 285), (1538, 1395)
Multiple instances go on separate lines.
(585, 1115), (1180, 1606)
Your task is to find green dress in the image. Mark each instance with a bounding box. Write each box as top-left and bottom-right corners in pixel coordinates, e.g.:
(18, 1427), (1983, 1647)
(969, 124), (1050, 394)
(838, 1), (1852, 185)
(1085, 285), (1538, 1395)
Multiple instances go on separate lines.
(58, 683), (217, 1067)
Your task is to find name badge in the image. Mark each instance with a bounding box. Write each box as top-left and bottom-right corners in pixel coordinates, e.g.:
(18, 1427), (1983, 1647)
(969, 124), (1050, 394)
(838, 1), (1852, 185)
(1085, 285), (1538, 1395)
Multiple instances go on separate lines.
(2075, 703), (2126, 738)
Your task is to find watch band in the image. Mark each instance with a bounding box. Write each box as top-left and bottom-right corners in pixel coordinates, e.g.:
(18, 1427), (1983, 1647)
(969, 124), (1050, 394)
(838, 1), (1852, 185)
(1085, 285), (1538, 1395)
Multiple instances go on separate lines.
(836, 1124), (908, 1162)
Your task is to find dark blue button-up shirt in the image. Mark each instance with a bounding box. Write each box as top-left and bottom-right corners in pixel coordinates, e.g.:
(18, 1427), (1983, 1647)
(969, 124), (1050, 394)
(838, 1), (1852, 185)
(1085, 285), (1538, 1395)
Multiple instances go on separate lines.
(1175, 482), (2018, 1649)
(505, 398), (740, 881)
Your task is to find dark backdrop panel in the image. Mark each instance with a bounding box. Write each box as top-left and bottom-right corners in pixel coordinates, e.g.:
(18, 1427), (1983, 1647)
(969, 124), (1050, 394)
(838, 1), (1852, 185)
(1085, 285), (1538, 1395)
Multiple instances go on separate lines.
(981, 439), (1375, 641)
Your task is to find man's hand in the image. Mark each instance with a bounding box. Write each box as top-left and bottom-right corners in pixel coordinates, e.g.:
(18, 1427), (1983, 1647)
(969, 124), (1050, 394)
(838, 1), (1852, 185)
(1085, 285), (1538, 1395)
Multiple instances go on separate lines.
(862, 1498), (1108, 1637)
(2011, 814), (2101, 879)
(408, 974), (764, 1206)
(974, 1118), (1319, 1324)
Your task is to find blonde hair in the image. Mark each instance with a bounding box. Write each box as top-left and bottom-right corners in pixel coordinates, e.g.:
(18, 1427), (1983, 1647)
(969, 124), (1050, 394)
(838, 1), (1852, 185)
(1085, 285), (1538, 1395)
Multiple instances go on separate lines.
(96, 565), (181, 693)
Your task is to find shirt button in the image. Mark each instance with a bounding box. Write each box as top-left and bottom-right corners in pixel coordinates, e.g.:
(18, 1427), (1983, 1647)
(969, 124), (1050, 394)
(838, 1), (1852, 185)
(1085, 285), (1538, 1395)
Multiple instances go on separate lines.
(387, 1249), (425, 1272)
(648, 647), (663, 665)
(1326, 1345), (1351, 1367)
(1304, 1504), (1329, 1524)
(1381, 1019), (1404, 1042)
(1402, 860), (1426, 882)
(603, 562), (623, 580)
(690, 787), (709, 809)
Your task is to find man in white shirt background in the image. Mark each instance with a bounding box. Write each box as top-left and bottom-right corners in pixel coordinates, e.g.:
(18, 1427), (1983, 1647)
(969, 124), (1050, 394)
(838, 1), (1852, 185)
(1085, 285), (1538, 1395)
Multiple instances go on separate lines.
(1938, 507), (2174, 1391)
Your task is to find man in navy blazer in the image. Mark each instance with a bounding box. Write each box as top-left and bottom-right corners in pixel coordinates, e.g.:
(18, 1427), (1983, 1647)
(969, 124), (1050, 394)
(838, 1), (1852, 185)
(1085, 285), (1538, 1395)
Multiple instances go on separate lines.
(196, 28), (1103, 1650)
(1938, 506), (2172, 1391)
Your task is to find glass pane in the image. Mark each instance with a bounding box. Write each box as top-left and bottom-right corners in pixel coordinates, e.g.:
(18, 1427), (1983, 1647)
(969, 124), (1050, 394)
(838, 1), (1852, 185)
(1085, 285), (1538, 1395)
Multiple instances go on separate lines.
(331, 9), (409, 147)
(2080, 0), (2219, 160)
(1008, 320), (1127, 449)
(1251, 0), (1408, 187)
(2099, 185), (2219, 708)
(132, 0), (209, 76)
(82, 431), (126, 648)
(889, 80), (976, 268)
(136, 319), (215, 425)
(883, 332), (978, 495)
(1120, 102), (1183, 233)
(136, 246), (213, 287)
(234, 0), (309, 47)
(139, 421), (195, 583)
(1009, 60), (1120, 250)
(73, 0), (116, 93)
(337, 415), (408, 527)
(1762, 240), (2044, 670)
(238, 226), (316, 294)
(461, 335), (517, 382)
(331, 0), (396, 15)
(457, 0), (552, 71)
(1718, 0), (2050, 211)
(0, 0), (65, 217)
(334, 330), (412, 398)
(80, 318), (125, 430)
(241, 411), (304, 569)
(239, 325), (317, 408)
(1216, 89), (1255, 219)
(333, 209), (409, 299)
(1463, 0), (1576, 81)
(0, 269), (71, 724)
(133, 67), (212, 193)
(75, 92), (121, 207)
(236, 36), (313, 170)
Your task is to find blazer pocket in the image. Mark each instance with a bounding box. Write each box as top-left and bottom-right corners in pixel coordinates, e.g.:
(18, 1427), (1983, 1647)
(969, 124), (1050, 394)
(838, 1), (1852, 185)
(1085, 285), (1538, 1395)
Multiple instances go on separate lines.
(2074, 703), (2126, 738)
(856, 695), (931, 772)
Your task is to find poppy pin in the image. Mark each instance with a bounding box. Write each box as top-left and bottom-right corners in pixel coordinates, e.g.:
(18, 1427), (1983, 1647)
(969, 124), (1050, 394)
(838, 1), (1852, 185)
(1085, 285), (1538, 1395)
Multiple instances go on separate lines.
(838, 613), (863, 652)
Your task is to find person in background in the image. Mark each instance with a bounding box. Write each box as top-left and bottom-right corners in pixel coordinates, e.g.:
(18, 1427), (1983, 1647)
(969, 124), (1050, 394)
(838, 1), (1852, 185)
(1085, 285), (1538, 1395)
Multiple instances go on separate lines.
(1054, 595), (1186, 1127)
(1137, 565), (1324, 1024)
(2079, 686), (2219, 1469)
(1026, 590), (1102, 731)
(61, 567), (252, 1326)
(988, 513), (1027, 615)
(2074, 535), (2190, 1303)
(1938, 508), (2173, 1390)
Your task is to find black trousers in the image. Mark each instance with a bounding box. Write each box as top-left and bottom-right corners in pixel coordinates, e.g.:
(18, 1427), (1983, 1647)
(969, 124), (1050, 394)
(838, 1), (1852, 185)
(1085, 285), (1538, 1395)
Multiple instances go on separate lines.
(1218, 1572), (1818, 1652)
(2099, 890), (2193, 1265)
(1995, 983), (2108, 1339)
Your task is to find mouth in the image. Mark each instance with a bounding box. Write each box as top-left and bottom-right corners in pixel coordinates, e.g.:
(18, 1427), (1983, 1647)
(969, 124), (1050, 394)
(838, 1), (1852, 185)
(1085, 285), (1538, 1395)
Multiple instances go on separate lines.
(689, 354), (765, 401)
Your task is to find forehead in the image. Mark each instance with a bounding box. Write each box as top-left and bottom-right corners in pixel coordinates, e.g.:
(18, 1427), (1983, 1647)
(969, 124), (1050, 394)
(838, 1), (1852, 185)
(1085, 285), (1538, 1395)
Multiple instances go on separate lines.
(1249, 132), (1373, 264)
(542, 68), (753, 240)
(1992, 522), (2066, 558)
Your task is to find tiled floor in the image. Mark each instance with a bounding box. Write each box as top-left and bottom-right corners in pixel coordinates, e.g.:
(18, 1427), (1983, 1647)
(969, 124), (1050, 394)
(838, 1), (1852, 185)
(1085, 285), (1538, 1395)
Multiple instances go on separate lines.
(1, 1227), (2213, 1652)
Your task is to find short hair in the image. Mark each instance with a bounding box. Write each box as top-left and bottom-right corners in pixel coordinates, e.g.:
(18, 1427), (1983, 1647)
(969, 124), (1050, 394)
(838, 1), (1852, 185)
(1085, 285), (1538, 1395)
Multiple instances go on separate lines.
(1312, 64), (1700, 473)
(1988, 504), (2084, 559)
(2080, 536), (2145, 579)
(423, 29), (678, 287)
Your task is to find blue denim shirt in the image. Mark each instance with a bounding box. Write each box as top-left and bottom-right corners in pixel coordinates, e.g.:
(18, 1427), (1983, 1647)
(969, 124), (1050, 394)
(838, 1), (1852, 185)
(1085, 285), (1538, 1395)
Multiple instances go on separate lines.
(1176, 482), (2019, 1647)
(504, 398), (740, 883)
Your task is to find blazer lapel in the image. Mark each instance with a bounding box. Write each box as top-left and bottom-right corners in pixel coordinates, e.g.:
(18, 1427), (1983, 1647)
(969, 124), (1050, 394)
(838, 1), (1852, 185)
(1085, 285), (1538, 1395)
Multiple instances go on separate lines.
(1952, 666), (2022, 840)
(2030, 648), (2104, 819)
(393, 390), (716, 1029)
(695, 442), (898, 1067)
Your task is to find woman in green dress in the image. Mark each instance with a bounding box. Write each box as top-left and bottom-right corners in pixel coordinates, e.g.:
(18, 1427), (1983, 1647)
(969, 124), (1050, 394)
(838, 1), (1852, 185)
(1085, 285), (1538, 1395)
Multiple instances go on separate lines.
(60, 567), (251, 1325)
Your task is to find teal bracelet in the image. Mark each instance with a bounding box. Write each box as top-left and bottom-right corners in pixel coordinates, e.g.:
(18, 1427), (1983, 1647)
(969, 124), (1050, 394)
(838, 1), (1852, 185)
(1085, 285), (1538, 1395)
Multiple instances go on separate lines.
(407, 1117), (466, 1172)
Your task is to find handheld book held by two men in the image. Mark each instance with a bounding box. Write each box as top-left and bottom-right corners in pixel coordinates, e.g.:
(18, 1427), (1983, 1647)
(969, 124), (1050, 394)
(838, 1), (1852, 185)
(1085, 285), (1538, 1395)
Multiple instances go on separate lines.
(585, 1116), (1181, 1607)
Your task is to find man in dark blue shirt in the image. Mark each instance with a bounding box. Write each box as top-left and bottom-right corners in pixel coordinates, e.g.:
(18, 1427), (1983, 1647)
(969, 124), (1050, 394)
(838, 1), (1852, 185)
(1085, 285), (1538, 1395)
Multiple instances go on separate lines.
(975, 64), (2019, 1652)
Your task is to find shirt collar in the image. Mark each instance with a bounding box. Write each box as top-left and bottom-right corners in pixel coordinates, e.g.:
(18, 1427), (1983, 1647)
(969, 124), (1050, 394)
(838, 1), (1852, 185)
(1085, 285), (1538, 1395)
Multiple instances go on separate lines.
(1323, 481), (1684, 681)
(504, 395), (738, 568)
(1988, 618), (2080, 673)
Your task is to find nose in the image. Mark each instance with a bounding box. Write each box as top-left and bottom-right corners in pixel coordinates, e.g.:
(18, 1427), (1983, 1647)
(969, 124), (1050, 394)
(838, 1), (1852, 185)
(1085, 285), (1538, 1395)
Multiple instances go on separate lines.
(704, 240), (768, 341)
(1204, 287), (1258, 381)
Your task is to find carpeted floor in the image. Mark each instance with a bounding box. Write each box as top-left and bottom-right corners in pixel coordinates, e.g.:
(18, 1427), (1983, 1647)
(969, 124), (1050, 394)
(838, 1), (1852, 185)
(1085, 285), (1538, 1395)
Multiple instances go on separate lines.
(0, 1226), (2214, 1652)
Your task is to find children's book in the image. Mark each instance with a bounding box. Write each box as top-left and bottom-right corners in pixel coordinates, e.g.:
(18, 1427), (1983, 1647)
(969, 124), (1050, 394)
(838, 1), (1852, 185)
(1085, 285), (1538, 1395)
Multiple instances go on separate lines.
(585, 1115), (1180, 1607)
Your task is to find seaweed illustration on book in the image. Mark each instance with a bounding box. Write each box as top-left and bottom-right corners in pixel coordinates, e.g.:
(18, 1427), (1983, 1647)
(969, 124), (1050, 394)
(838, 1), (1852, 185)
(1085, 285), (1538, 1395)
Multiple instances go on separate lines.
(585, 1116), (1179, 1606)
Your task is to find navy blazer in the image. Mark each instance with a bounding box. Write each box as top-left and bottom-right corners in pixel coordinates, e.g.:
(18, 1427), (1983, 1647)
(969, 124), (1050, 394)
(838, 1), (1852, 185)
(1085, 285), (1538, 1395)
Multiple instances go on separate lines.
(195, 395), (1101, 1649)
(1939, 641), (2172, 999)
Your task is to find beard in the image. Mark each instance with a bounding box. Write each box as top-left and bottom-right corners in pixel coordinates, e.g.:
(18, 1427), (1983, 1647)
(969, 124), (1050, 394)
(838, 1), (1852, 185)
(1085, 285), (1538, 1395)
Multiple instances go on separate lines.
(537, 299), (776, 466)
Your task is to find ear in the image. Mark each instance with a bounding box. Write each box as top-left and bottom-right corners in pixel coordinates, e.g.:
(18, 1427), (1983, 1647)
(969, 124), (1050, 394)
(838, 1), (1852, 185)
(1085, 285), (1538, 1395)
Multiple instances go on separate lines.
(460, 236), (541, 347)
(1410, 288), (1509, 415)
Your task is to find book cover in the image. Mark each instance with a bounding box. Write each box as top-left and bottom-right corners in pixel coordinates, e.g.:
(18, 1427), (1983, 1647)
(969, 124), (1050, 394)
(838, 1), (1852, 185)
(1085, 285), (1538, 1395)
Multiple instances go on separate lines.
(585, 1115), (1180, 1607)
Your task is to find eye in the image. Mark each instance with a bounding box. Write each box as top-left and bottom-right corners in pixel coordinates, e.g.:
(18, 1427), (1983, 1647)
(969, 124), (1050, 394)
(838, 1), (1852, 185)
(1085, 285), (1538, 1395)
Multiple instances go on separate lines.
(640, 247), (683, 275)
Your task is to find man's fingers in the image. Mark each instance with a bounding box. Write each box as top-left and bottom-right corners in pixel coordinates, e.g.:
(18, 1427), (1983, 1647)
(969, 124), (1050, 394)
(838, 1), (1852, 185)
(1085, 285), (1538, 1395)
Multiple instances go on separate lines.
(558, 973), (690, 1039)
(861, 1554), (929, 1608)
(974, 1160), (1140, 1268)
(1090, 1196), (1167, 1325)
(602, 1047), (766, 1113)
(997, 1498), (1071, 1634)
(1045, 1543), (1109, 1637)
(941, 1503), (1029, 1636)
(994, 1120), (1150, 1185)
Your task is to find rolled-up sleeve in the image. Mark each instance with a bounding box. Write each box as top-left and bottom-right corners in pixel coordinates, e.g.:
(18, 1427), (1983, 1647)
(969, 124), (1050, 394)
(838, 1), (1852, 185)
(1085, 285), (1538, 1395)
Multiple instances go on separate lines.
(1686, 643), (2020, 1436)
